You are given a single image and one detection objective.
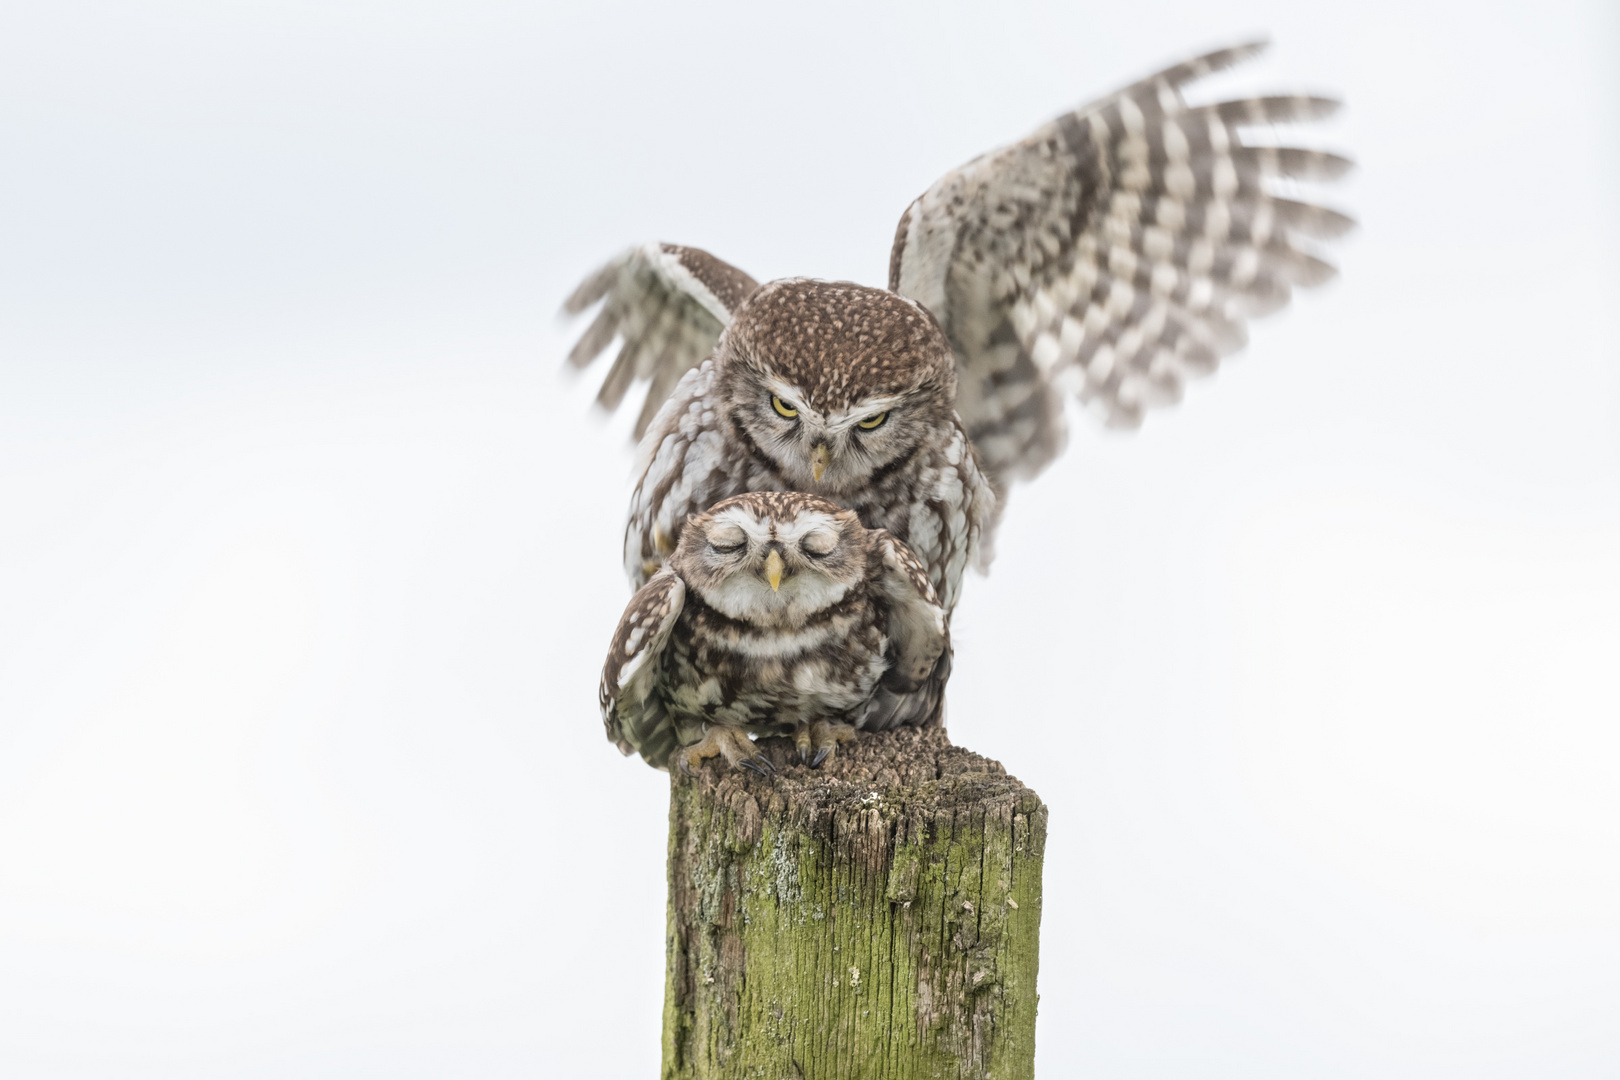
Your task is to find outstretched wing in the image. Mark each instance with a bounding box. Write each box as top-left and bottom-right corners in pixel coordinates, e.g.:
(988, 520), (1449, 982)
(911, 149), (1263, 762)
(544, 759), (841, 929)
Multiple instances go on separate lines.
(858, 530), (951, 732)
(599, 570), (686, 769)
(562, 242), (760, 439)
(889, 40), (1354, 485)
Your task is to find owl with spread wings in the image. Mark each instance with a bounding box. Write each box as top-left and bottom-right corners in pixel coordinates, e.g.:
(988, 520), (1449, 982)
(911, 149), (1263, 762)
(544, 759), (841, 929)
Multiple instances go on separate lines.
(569, 42), (1353, 760)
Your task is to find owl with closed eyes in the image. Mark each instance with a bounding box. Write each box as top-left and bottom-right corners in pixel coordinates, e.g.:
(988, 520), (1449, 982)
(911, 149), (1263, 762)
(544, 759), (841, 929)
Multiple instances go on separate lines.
(600, 491), (947, 772)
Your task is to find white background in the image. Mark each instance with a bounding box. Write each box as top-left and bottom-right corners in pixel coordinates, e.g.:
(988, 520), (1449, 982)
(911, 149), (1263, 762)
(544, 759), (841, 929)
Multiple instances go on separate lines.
(1, 1), (1616, 1076)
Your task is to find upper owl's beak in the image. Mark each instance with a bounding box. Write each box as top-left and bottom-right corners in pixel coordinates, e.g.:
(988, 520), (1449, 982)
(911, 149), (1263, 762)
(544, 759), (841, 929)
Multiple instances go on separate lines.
(764, 549), (785, 592)
(810, 443), (830, 484)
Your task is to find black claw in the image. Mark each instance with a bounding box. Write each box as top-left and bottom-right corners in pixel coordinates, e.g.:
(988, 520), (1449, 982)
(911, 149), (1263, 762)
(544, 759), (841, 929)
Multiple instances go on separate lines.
(739, 757), (769, 777)
(810, 747), (832, 768)
(678, 757), (692, 776)
(798, 745), (810, 764)
(753, 753), (777, 775)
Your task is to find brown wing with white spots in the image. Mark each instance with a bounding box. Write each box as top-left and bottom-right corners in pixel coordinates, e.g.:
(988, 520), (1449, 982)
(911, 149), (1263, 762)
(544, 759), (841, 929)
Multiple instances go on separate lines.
(890, 41), (1354, 485)
(599, 570), (686, 769)
(857, 530), (951, 732)
(563, 242), (761, 439)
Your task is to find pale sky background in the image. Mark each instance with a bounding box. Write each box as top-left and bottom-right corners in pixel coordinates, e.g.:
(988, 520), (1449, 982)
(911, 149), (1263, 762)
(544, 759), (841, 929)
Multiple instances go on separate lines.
(1, 1), (1617, 1077)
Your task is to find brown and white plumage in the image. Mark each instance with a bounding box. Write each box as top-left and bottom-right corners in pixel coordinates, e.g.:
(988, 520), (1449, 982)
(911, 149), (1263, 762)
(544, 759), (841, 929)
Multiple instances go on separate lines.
(563, 242), (760, 439)
(599, 491), (948, 772)
(564, 43), (1352, 588)
(623, 280), (993, 615)
(890, 40), (1353, 484)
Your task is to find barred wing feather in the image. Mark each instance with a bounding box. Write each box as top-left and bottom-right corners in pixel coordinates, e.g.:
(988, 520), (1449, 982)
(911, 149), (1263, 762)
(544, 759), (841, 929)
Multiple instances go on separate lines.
(563, 242), (760, 440)
(890, 41), (1354, 486)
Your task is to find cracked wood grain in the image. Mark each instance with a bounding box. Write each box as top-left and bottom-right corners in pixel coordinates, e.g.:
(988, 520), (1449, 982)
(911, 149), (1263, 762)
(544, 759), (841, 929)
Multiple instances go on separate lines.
(663, 726), (1046, 1079)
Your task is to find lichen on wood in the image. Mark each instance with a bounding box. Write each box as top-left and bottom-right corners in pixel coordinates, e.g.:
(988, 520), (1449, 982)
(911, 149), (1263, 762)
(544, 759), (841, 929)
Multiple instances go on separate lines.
(662, 726), (1047, 1080)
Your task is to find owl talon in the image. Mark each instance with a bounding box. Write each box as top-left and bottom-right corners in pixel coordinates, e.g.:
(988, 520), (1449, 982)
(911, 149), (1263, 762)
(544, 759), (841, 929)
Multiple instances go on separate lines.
(740, 754), (777, 778)
(676, 725), (766, 775)
(798, 720), (858, 769)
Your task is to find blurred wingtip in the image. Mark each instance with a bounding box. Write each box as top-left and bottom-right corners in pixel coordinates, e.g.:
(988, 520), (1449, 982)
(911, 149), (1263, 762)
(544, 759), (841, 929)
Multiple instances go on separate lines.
(1208, 38), (1271, 72)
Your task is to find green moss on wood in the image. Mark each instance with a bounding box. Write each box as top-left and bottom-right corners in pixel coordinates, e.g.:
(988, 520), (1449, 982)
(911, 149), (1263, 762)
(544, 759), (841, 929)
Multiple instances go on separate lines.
(663, 727), (1047, 1080)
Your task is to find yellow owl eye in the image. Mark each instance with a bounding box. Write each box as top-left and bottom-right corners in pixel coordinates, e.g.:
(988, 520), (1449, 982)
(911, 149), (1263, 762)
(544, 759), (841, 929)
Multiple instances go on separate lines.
(771, 395), (799, 419)
(857, 411), (888, 430)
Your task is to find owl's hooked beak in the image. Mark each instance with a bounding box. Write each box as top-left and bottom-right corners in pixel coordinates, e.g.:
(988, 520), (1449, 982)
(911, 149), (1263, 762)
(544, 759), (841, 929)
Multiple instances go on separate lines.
(764, 549), (785, 592)
(810, 443), (830, 484)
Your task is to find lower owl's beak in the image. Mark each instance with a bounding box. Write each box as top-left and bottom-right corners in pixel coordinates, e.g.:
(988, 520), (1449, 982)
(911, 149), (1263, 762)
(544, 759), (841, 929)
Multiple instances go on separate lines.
(764, 549), (785, 592)
(810, 443), (830, 484)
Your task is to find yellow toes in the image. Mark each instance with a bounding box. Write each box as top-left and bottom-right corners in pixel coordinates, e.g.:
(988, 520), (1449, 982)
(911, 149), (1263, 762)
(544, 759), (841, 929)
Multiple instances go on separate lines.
(678, 726), (774, 777)
(804, 720), (858, 768)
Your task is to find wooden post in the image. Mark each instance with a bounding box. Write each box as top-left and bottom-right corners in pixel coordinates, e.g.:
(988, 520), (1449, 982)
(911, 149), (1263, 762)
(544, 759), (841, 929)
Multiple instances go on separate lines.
(662, 726), (1047, 1080)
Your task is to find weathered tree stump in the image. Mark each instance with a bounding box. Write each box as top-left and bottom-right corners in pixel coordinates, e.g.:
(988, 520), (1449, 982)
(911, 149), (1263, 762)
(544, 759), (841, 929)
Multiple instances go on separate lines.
(663, 726), (1047, 1080)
